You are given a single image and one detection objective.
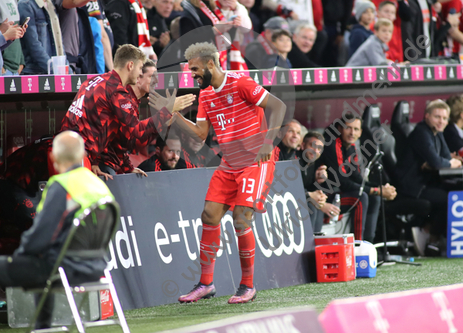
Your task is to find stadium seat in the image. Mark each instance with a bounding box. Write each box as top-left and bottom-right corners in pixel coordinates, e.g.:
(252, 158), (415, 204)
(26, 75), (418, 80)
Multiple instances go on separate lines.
(28, 197), (130, 333)
(391, 101), (413, 160)
(360, 105), (418, 248)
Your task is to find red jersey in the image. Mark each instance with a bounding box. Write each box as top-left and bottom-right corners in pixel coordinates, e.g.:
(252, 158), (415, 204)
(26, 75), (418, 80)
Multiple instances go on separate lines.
(197, 72), (268, 172)
(371, 0), (403, 62)
(60, 70), (170, 164)
(441, 0), (463, 55)
(98, 85), (140, 173)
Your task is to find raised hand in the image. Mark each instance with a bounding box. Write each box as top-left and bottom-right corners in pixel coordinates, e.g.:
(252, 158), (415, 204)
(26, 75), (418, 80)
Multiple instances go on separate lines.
(149, 89), (177, 113)
(4, 24), (23, 41)
(173, 94), (196, 113)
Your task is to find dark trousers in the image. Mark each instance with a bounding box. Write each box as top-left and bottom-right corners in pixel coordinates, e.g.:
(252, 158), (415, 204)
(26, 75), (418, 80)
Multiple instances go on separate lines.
(308, 202), (324, 233)
(0, 255), (54, 329)
(419, 187), (449, 236)
(332, 192), (380, 242)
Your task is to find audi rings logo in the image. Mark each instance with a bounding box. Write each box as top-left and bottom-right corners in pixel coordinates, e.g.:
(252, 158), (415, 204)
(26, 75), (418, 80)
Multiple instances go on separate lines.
(255, 192), (305, 258)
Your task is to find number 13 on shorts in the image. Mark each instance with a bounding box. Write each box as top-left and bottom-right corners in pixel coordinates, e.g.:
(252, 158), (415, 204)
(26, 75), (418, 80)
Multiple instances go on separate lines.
(242, 178), (255, 194)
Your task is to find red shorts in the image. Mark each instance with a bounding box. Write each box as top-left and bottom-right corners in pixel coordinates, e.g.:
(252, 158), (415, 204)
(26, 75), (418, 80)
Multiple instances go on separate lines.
(205, 161), (275, 212)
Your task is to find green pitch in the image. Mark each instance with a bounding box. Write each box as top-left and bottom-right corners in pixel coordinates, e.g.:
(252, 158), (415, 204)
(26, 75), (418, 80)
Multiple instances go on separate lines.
(1, 257), (462, 332)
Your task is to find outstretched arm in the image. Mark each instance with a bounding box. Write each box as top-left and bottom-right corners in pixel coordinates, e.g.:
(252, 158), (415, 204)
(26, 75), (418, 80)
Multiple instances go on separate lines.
(173, 115), (211, 141)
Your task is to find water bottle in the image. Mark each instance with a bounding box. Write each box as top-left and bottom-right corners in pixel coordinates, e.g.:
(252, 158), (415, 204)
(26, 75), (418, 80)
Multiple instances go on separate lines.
(330, 194), (341, 224)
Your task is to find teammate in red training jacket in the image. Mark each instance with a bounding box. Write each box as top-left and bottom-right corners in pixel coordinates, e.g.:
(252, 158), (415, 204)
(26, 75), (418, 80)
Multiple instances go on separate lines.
(154, 42), (286, 304)
(60, 44), (171, 177)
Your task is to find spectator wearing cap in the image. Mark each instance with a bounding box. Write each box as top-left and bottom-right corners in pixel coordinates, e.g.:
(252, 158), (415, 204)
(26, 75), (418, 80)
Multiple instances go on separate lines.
(347, 17), (392, 66)
(349, 0), (376, 58)
(265, 29), (292, 68)
(245, 16), (289, 69)
(287, 23), (318, 68)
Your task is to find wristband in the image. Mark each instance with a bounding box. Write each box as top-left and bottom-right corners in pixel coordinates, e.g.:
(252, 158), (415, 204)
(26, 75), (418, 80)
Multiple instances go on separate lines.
(373, 187), (380, 196)
(264, 138), (274, 145)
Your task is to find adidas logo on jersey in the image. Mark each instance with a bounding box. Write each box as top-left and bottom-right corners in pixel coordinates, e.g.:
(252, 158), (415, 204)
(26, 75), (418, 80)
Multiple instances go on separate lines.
(69, 95), (84, 118)
(211, 102), (215, 107)
(246, 196), (254, 203)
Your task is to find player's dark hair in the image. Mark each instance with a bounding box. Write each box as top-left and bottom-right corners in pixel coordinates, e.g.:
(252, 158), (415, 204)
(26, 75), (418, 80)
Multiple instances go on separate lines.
(303, 131), (324, 144)
(271, 29), (292, 43)
(156, 132), (181, 151)
(142, 59), (156, 74)
(447, 94), (463, 123)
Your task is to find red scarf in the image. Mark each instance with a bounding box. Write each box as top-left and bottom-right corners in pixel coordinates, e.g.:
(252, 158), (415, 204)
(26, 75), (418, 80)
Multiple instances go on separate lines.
(257, 32), (274, 55)
(127, 0), (154, 57)
(199, 0), (248, 70)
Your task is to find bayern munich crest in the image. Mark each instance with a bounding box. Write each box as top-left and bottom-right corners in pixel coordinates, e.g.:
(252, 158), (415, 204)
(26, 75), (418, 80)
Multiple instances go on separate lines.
(227, 94), (233, 104)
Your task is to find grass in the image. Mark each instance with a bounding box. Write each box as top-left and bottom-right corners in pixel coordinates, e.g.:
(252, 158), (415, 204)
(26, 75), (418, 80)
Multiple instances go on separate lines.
(1, 257), (462, 332)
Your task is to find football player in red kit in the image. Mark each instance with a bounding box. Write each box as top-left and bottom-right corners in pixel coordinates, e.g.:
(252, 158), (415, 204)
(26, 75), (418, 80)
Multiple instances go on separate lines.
(156, 42), (286, 304)
(60, 44), (172, 175)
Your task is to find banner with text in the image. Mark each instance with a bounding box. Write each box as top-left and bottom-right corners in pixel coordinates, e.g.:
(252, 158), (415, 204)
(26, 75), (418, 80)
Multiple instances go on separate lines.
(105, 161), (316, 310)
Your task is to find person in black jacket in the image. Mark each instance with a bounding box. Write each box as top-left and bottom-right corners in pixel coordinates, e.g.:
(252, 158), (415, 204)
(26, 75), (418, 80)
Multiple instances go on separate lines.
(395, 99), (462, 254)
(138, 133), (182, 171)
(273, 119), (301, 162)
(298, 131), (340, 233)
(287, 23), (319, 68)
(105, 0), (156, 59)
(319, 113), (396, 242)
(321, 0), (354, 66)
(0, 132), (111, 329)
(444, 94), (463, 154)
(401, 0), (453, 61)
(147, 0), (173, 55)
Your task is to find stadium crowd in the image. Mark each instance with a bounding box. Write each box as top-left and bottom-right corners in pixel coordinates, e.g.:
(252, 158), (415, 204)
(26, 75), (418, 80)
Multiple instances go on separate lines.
(3, 0), (463, 74)
(0, 0), (462, 285)
(1, 0), (463, 322)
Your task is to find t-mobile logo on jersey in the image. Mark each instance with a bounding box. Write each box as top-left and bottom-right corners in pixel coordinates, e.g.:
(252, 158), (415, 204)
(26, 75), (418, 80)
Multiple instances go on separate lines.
(217, 113), (234, 130)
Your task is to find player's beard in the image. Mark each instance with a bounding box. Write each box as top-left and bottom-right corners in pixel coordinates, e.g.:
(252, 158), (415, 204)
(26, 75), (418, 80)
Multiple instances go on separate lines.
(200, 68), (213, 90)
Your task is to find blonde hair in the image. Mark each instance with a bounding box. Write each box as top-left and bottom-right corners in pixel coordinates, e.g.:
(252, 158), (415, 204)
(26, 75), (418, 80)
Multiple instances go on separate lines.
(374, 18), (393, 31)
(425, 99), (450, 116)
(294, 23), (317, 38)
(114, 44), (147, 69)
(53, 131), (85, 164)
(184, 42), (220, 68)
(447, 94), (463, 123)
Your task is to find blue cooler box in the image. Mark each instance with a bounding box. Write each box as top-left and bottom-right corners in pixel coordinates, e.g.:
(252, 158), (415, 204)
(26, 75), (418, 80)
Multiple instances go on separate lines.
(354, 241), (377, 278)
